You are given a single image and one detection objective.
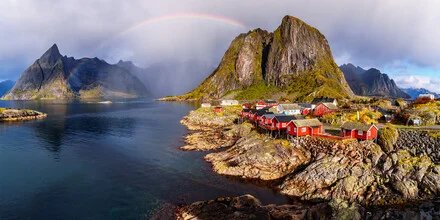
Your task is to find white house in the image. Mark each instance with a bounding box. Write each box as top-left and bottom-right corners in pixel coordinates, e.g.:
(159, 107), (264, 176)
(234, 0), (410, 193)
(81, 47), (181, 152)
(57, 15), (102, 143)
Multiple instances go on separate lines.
(418, 94), (435, 100)
(220, 100), (239, 106)
(201, 103), (211, 108)
(277, 104), (302, 115)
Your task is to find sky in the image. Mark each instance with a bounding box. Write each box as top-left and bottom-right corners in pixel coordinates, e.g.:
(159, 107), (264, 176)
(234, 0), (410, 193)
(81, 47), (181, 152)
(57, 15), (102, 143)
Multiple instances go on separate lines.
(1, 0), (439, 92)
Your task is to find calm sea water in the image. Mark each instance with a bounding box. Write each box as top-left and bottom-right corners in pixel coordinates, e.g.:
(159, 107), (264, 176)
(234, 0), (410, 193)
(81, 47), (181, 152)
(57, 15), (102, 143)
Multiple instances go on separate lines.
(0, 99), (286, 220)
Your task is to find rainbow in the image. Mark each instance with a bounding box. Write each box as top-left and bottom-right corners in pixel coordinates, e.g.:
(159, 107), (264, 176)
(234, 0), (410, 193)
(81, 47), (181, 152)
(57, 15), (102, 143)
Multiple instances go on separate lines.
(91, 13), (247, 56)
(122, 13), (247, 34)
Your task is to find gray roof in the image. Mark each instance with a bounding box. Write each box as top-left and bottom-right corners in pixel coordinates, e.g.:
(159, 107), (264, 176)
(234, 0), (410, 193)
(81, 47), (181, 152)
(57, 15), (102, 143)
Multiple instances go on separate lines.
(274, 115), (297, 122)
(290, 119), (322, 127)
(321, 103), (338, 110)
(341, 122), (376, 132)
(278, 104), (302, 110)
(298, 103), (312, 109)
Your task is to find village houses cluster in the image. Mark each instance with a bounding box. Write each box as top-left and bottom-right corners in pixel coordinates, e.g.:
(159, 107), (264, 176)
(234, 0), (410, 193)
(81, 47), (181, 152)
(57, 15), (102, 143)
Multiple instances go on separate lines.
(203, 98), (379, 141)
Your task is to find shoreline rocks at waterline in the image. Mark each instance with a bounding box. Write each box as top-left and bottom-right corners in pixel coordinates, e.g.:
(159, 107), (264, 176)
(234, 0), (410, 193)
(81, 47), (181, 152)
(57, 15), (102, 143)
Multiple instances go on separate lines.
(0, 108), (47, 122)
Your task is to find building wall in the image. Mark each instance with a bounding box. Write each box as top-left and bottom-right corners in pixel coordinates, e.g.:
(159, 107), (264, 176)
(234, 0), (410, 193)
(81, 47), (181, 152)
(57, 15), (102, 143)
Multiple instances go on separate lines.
(314, 104), (334, 117)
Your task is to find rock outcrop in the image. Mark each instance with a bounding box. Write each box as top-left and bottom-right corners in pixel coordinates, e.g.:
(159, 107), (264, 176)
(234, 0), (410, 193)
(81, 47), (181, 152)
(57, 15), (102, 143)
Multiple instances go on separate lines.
(177, 195), (440, 220)
(339, 63), (410, 98)
(0, 108), (47, 121)
(175, 15), (354, 101)
(3, 44), (149, 100)
(396, 130), (440, 163)
(176, 194), (331, 220)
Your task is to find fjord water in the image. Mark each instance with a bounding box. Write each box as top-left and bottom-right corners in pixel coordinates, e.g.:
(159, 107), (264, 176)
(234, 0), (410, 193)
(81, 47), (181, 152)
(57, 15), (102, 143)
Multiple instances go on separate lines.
(0, 99), (286, 219)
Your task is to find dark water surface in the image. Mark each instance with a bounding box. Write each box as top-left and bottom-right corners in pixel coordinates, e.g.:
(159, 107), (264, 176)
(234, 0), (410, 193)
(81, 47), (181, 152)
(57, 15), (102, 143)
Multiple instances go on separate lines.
(0, 99), (286, 220)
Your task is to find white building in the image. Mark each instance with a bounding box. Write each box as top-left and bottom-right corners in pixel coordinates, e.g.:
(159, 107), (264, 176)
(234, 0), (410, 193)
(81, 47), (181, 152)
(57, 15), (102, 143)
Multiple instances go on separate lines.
(418, 94), (435, 100)
(201, 103), (211, 108)
(220, 100), (239, 106)
(277, 104), (302, 115)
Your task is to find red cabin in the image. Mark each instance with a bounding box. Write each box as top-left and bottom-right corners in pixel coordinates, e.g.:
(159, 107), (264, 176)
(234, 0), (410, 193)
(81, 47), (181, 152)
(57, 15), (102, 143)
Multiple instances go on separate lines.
(341, 122), (378, 140)
(242, 103), (252, 109)
(314, 103), (338, 117)
(287, 119), (323, 137)
(214, 106), (223, 113)
(256, 100), (278, 110)
(302, 109), (310, 115)
(241, 109), (253, 118)
(271, 115), (297, 130)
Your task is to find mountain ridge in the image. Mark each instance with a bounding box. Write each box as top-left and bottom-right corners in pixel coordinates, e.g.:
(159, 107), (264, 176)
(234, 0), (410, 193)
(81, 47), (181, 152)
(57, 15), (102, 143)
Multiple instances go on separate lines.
(3, 44), (149, 100)
(400, 87), (439, 99)
(0, 80), (15, 97)
(339, 63), (410, 98)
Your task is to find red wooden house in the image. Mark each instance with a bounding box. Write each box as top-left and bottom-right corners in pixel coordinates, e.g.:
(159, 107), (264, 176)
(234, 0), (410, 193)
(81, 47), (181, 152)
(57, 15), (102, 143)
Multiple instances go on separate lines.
(271, 115), (297, 130)
(287, 119), (323, 137)
(341, 122), (378, 140)
(242, 103), (252, 109)
(256, 100), (278, 109)
(314, 103), (338, 117)
(260, 114), (281, 127)
(214, 106), (223, 113)
(241, 109), (254, 118)
(253, 110), (273, 123)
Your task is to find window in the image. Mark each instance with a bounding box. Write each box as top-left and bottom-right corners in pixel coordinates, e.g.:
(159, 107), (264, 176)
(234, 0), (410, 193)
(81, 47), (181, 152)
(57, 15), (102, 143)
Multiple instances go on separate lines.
(287, 127), (290, 132)
(301, 127), (306, 132)
(367, 131), (371, 136)
(358, 130), (363, 135)
(294, 127), (297, 133)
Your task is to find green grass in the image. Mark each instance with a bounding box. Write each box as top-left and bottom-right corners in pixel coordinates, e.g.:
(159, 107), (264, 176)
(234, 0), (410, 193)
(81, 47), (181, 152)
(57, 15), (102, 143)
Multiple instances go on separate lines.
(234, 82), (281, 100)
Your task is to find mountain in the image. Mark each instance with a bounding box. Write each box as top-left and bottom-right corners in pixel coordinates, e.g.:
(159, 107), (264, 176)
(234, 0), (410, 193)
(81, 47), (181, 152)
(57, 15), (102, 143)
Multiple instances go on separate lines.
(116, 59), (213, 98)
(170, 15), (354, 102)
(0, 80), (15, 97)
(339, 63), (410, 98)
(3, 44), (148, 100)
(400, 88), (440, 100)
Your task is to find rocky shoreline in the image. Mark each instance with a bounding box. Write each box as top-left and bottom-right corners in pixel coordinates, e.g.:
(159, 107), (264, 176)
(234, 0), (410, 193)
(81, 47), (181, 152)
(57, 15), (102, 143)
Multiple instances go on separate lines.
(0, 108), (47, 122)
(176, 106), (440, 219)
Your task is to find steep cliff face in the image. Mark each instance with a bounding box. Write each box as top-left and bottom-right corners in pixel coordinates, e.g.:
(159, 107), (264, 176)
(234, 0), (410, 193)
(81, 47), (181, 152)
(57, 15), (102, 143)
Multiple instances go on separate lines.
(179, 15), (354, 101)
(4, 44), (148, 100)
(339, 63), (410, 98)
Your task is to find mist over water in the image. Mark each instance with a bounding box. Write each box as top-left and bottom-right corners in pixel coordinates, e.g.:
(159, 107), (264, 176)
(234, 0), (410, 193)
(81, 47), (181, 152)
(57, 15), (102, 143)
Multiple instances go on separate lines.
(0, 99), (286, 219)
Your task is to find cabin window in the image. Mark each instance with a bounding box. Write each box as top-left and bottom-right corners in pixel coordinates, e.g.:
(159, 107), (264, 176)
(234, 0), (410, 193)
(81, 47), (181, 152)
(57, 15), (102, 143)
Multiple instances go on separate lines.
(301, 127), (306, 132)
(358, 130), (363, 135)
(367, 131), (371, 136)
(294, 128), (297, 133)
(287, 127), (290, 132)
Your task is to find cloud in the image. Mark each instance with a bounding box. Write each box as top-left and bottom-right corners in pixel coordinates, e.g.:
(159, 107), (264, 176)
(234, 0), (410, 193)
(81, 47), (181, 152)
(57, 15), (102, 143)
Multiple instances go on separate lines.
(394, 75), (440, 93)
(0, 0), (439, 84)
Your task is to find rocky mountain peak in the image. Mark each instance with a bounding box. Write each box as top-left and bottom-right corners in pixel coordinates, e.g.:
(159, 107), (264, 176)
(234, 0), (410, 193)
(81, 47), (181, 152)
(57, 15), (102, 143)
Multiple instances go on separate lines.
(39, 44), (62, 64)
(176, 15), (354, 101)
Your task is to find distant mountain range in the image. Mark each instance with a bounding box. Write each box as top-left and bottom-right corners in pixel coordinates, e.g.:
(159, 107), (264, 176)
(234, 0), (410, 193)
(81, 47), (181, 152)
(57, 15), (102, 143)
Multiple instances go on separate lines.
(339, 63), (410, 98)
(0, 80), (15, 97)
(116, 60), (213, 97)
(168, 15), (354, 101)
(3, 44), (149, 100)
(399, 88), (439, 100)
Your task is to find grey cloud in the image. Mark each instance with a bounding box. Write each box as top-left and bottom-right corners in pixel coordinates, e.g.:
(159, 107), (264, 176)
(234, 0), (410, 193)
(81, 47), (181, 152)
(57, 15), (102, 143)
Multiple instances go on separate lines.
(0, 0), (439, 81)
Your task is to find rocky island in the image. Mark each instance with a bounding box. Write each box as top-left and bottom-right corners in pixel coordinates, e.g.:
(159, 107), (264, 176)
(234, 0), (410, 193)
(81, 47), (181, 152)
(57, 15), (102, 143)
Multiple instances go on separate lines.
(176, 105), (440, 219)
(0, 108), (47, 121)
